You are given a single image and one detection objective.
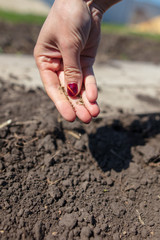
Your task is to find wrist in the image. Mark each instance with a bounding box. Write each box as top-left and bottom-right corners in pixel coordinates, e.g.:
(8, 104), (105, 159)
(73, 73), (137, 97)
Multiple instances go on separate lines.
(85, 0), (122, 14)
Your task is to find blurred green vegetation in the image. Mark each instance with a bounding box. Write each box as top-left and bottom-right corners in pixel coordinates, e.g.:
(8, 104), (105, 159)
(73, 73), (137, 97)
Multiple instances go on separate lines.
(0, 9), (160, 42)
(0, 9), (46, 25)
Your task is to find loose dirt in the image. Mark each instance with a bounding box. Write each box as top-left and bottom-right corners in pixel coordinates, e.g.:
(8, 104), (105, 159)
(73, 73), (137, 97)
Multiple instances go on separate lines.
(0, 21), (160, 240)
(0, 80), (160, 240)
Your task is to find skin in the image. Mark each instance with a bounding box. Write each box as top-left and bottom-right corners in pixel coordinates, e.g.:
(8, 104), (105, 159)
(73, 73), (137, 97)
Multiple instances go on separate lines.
(34, 0), (122, 123)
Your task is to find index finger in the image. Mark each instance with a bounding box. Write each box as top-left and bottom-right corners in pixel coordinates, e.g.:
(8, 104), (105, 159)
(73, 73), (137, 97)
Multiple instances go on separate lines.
(39, 67), (76, 122)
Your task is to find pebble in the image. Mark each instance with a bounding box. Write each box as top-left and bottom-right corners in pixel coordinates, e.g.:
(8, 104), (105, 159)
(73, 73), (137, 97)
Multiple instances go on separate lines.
(74, 140), (86, 151)
(33, 221), (44, 240)
(66, 207), (73, 214)
(129, 189), (136, 200)
(58, 199), (66, 207)
(59, 213), (78, 229)
(106, 177), (114, 186)
(140, 145), (158, 163)
(128, 163), (140, 177)
(82, 181), (89, 191)
(139, 201), (147, 210)
(80, 226), (93, 238)
(73, 228), (80, 237)
(68, 230), (74, 240)
(17, 209), (24, 217)
(113, 232), (120, 240)
(82, 171), (91, 182)
(48, 187), (62, 201)
(94, 226), (101, 235)
(59, 230), (69, 240)
(44, 154), (55, 167)
(110, 202), (126, 217)
(24, 123), (38, 137)
(62, 179), (72, 187)
(141, 228), (148, 238)
(101, 224), (108, 232)
(148, 221), (155, 227)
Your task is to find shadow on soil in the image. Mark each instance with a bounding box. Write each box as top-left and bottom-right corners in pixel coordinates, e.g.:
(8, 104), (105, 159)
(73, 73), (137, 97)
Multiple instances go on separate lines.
(88, 112), (160, 172)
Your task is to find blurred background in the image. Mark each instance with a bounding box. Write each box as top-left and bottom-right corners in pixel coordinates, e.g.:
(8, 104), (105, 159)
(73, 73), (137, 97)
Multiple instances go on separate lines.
(0, 0), (160, 63)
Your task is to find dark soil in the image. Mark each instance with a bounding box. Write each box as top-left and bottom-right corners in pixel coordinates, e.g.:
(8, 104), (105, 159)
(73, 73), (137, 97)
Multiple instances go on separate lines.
(1, 21), (160, 63)
(0, 80), (160, 240)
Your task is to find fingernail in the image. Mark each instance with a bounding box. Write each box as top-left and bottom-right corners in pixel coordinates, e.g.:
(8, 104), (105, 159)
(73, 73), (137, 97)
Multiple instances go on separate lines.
(67, 83), (78, 97)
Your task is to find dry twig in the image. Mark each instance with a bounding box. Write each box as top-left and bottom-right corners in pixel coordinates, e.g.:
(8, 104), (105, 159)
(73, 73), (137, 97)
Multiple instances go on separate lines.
(64, 129), (81, 139)
(0, 119), (12, 129)
(136, 209), (145, 225)
(47, 178), (62, 185)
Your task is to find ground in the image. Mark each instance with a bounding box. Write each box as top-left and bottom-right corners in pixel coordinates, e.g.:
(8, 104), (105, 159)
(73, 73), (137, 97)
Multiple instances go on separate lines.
(0, 21), (160, 240)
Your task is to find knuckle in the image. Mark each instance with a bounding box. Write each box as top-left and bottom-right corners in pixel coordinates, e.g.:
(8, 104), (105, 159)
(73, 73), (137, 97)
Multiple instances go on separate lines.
(64, 67), (82, 80)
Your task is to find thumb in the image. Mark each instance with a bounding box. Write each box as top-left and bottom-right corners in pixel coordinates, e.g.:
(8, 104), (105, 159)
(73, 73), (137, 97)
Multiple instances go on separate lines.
(62, 48), (82, 97)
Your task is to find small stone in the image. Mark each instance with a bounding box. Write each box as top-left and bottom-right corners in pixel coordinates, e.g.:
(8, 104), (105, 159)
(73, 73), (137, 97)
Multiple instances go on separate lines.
(44, 154), (55, 167)
(111, 202), (126, 217)
(80, 211), (90, 223)
(17, 209), (24, 217)
(113, 232), (120, 240)
(59, 230), (69, 240)
(148, 221), (155, 227)
(129, 190), (136, 200)
(82, 181), (89, 191)
(81, 226), (93, 238)
(68, 230), (74, 240)
(59, 213), (78, 229)
(74, 140), (86, 151)
(62, 179), (72, 187)
(139, 201), (147, 210)
(52, 232), (58, 236)
(58, 199), (66, 207)
(128, 163), (140, 177)
(82, 171), (91, 182)
(106, 177), (114, 186)
(24, 123), (38, 137)
(48, 187), (62, 201)
(66, 207), (73, 214)
(125, 182), (140, 191)
(74, 228), (80, 237)
(33, 221), (44, 240)
(140, 145), (159, 164)
(141, 228), (148, 238)
(101, 224), (108, 232)
(94, 226), (101, 235)
(38, 135), (55, 152)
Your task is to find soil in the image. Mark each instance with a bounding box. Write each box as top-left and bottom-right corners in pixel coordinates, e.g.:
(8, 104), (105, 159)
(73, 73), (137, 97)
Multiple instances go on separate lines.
(0, 21), (160, 240)
(0, 79), (160, 240)
(1, 21), (160, 63)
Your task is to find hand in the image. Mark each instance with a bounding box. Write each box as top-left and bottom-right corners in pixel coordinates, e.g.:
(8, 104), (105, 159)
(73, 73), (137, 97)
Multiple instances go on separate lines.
(34, 0), (102, 123)
(34, 0), (121, 123)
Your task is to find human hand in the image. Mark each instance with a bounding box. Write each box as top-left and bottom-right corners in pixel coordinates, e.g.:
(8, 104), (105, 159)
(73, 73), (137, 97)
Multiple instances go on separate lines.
(34, 0), (121, 123)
